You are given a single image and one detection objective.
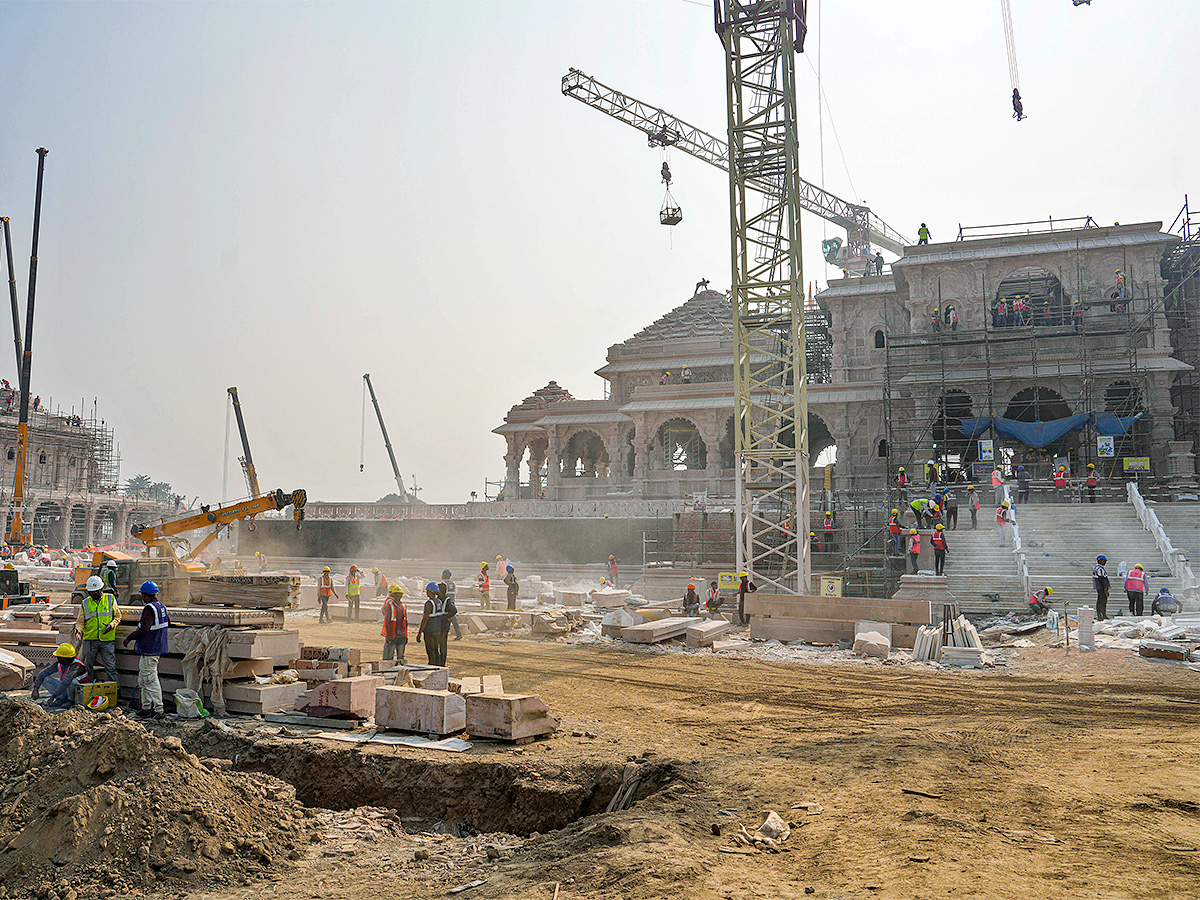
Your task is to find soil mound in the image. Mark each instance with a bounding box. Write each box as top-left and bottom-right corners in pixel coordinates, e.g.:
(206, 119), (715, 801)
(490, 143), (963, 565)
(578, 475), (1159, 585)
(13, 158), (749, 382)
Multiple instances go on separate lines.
(0, 698), (320, 899)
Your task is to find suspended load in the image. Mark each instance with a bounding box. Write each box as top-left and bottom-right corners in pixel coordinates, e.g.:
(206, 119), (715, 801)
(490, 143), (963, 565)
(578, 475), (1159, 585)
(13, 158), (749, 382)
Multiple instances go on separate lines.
(659, 161), (682, 226)
(1000, 0), (1026, 121)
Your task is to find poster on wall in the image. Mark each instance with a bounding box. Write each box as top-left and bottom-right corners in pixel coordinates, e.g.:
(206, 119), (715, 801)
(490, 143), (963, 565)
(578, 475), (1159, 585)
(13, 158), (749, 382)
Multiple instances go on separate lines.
(978, 439), (994, 461)
(1097, 435), (1115, 458)
(1122, 457), (1150, 473)
(819, 575), (843, 598)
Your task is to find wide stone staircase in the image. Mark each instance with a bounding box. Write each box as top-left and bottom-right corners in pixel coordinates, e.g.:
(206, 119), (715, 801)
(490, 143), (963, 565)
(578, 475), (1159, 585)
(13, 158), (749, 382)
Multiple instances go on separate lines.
(1147, 502), (1200, 569)
(1013, 502), (1179, 609)
(935, 519), (1028, 615)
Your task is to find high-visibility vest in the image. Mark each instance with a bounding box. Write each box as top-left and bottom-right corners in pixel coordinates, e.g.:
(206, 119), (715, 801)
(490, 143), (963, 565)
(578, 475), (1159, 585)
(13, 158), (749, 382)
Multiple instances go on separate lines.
(888, 514), (900, 534)
(478, 573), (490, 592)
(318, 574), (333, 597)
(996, 507), (1009, 525)
(1124, 569), (1146, 592)
(932, 532), (946, 550)
(706, 587), (721, 610)
(1054, 472), (1067, 488)
(968, 492), (980, 510)
(347, 572), (361, 596)
(992, 470), (1003, 487)
(81, 593), (116, 642)
(382, 597), (407, 639)
(908, 534), (921, 554)
(897, 472), (907, 487)
(1086, 473), (1097, 487)
(823, 514), (833, 532)
(1028, 589), (1049, 608)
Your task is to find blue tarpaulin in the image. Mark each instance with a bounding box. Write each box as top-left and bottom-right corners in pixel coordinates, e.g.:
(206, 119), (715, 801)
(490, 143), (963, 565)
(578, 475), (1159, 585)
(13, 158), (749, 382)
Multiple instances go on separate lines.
(955, 412), (1142, 448)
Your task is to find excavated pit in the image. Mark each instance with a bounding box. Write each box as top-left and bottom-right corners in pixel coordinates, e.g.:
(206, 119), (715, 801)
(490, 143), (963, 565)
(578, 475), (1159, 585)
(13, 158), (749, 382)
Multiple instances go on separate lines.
(182, 720), (676, 836)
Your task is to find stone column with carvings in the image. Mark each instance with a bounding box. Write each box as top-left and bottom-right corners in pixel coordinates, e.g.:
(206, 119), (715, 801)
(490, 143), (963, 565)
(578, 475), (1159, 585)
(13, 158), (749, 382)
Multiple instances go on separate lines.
(502, 435), (523, 500)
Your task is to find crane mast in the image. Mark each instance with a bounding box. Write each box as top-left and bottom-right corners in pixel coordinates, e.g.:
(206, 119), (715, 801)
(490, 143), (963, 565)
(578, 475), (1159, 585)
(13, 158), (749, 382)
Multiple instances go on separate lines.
(227, 387), (261, 498)
(363, 374), (409, 502)
(718, 0), (811, 592)
(561, 67), (908, 256)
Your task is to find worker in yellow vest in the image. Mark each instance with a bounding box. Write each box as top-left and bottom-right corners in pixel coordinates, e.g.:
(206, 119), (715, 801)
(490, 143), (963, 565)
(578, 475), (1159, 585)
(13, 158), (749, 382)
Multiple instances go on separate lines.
(346, 565), (362, 621)
(73, 575), (121, 687)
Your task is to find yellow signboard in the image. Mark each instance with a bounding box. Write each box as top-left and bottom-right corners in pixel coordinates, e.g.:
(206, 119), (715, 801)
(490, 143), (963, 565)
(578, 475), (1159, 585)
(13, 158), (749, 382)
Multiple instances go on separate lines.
(1122, 457), (1151, 473)
(718, 572), (740, 591)
(819, 575), (843, 598)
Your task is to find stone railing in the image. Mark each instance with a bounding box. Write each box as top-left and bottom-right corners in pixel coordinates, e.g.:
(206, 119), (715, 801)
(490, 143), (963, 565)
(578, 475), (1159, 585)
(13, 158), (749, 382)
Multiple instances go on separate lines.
(303, 499), (686, 521)
(1126, 482), (1199, 604)
(1002, 484), (1031, 598)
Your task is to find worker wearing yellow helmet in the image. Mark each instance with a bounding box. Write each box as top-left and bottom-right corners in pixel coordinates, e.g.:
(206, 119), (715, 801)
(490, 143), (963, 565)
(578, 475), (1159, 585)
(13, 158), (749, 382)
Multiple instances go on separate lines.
(31, 643), (88, 708)
(373, 568), (390, 599)
(1053, 464), (1068, 501)
(996, 499), (1012, 548)
(659, 371), (671, 385)
(887, 508), (902, 555)
(931, 523), (948, 575)
(317, 566), (337, 624)
(737, 571), (757, 626)
(1124, 563), (1148, 616)
(906, 528), (922, 574)
(681, 364), (693, 383)
(822, 511), (835, 550)
(896, 465), (908, 500)
(382, 583), (408, 663)
(1085, 462), (1099, 503)
(477, 562), (491, 610)
(1027, 586), (1053, 614)
(809, 531), (822, 552)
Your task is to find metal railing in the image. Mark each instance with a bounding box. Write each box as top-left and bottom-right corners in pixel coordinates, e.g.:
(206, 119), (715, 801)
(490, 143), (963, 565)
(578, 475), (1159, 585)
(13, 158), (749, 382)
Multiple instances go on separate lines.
(1126, 482), (1199, 604)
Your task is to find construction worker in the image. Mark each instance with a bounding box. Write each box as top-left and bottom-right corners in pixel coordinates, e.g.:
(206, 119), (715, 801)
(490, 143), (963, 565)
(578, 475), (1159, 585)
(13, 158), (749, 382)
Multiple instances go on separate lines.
(887, 509), (902, 555)
(1085, 463), (1098, 503)
(1012, 87), (1024, 121)
(416, 581), (455, 667)
(907, 529), (921, 574)
(944, 489), (959, 530)
(661, 160), (672, 185)
(73, 575), (120, 688)
(1015, 465), (1031, 504)
(1151, 587), (1180, 617)
(100, 559), (119, 594)
(1093, 555), (1111, 620)
(822, 511), (835, 551)
(909, 498), (938, 529)
(373, 567), (389, 598)
(1053, 465), (1068, 503)
(1026, 586), (1053, 614)
(947, 306), (958, 333)
(737, 572), (757, 626)
(967, 486), (980, 530)
(682, 582), (700, 616)
(346, 565), (362, 622)
(995, 500), (1012, 547)
(873, 251), (884, 275)
(1072, 298), (1084, 332)
(503, 565), (518, 611)
(695, 278), (710, 294)
(659, 371), (670, 385)
(681, 365), (692, 383)
(705, 581), (723, 620)
(991, 465), (1005, 506)
(607, 555), (619, 587)
(477, 562), (491, 611)
(994, 298), (1006, 328)
(381, 583), (408, 663)
(917, 223), (931, 245)
(441, 569), (463, 640)
(809, 531), (822, 553)
(31, 643), (89, 708)
(931, 308), (941, 333)
(896, 466), (908, 501)
(1124, 563), (1148, 616)
(931, 524), (948, 576)
(317, 566), (337, 624)
(255, 551), (267, 573)
(122, 580), (169, 718)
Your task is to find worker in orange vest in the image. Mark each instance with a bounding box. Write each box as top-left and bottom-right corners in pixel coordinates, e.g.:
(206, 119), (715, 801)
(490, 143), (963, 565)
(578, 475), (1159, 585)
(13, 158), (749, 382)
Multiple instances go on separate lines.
(317, 566), (338, 624)
(967, 486), (981, 530)
(381, 584), (407, 662)
(1053, 465), (1068, 502)
(906, 529), (921, 574)
(809, 531), (822, 553)
(887, 509), (902, 555)
(931, 524), (948, 576)
(372, 567), (389, 598)
(607, 555), (619, 587)
(995, 500), (1011, 547)
(1084, 463), (1098, 504)
(991, 466), (1005, 506)
(822, 511), (835, 551)
(1124, 564), (1148, 616)
(896, 466), (908, 501)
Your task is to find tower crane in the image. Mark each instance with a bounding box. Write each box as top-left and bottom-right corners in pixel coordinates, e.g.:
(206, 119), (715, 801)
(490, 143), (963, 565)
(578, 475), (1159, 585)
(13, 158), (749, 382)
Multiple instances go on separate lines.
(561, 67), (909, 268)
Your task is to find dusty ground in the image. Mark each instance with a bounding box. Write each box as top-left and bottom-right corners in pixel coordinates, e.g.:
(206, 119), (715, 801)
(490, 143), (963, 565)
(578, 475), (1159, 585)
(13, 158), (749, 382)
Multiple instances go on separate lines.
(179, 619), (1200, 900)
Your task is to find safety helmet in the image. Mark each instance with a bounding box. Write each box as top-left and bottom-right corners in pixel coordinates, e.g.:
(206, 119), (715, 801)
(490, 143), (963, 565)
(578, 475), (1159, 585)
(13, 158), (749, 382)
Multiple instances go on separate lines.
(372, 567), (379, 573)
(1058, 466), (1065, 471)
(1002, 501), (1010, 507)
(935, 524), (944, 530)
(140, 580), (159, 595)
(899, 467), (905, 472)
(600, 577), (607, 584)
(665, 371), (671, 375)
(1133, 564), (1144, 571)
(388, 583), (404, 595)
(609, 555), (615, 560)
(891, 509), (899, 515)
(932, 503), (940, 511)
(909, 529), (917, 535)
(506, 565), (514, 572)
(1087, 463), (1095, 469)
(1017, 465), (1025, 470)
(349, 564), (359, 571)
(1097, 555), (1107, 562)
(86, 695), (112, 711)
(496, 555), (502, 560)
(809, 531), (816, 537)
(687, 582), (695, 589)
(1045, 587), (1054, 595)
(604, 513), (609, 518)
(55, 642), (76, 659)
(738, 572), (748, 578)
(254, 551), (261, 557)
(104, 560), (117, 569)
(823, 511), (831, 516)
(480, 561), (488, 569)
(425, 582), (439, 592)
(967, 486), (975, 491)
(85, 575), (104, 592)
(322, 566), (331, 572)
(442, 568), (452, 578)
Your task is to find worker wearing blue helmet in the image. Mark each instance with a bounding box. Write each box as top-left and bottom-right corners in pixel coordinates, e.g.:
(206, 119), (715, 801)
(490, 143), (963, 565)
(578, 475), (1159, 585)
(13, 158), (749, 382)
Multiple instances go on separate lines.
(416, 580), (456, 667)
(123, 580), (170, 718)
(1092, 555), (1110, 620)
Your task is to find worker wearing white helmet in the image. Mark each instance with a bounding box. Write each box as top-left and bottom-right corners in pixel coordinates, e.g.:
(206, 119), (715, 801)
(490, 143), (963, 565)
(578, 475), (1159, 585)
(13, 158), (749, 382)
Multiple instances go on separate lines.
(73, 574), (121, 687)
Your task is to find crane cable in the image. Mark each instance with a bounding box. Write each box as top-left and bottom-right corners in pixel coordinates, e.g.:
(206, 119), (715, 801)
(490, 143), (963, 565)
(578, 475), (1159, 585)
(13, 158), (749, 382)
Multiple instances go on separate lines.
(1000, 0), (1020, 91)
(359, 375), (366, 473)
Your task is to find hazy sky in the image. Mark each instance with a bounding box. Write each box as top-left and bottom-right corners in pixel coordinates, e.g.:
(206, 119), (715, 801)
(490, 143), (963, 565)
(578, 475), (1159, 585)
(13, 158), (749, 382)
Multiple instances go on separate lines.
(1, 1), (1196, 505)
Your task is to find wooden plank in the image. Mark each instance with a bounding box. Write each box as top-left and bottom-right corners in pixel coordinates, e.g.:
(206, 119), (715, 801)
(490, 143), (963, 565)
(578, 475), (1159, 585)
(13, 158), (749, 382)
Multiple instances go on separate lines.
(685, 619), (732, 648)
(464, 693), (558, 741)
(620, 616), (704, 644)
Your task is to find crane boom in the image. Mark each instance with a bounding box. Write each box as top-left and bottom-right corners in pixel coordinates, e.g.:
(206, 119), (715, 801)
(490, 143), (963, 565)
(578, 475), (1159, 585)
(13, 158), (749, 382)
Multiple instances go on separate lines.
(227, 387), (261, 498)
(363, 374), (409, 501)
(3, 217), (21, 374)
(561, 68), (909, 255)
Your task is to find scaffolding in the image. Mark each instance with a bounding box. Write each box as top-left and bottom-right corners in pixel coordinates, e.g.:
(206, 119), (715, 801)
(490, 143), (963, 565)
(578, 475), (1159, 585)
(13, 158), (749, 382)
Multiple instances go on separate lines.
(1163, 196), (1200, 455)
(883, 223), (1160, 505)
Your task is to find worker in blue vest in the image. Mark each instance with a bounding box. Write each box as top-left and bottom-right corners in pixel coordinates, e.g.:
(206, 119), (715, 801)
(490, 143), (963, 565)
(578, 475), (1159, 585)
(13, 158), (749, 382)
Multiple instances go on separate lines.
(123, 580), (170, 718)
(417, 581), (456, 667)
(73, 575), (121, 688)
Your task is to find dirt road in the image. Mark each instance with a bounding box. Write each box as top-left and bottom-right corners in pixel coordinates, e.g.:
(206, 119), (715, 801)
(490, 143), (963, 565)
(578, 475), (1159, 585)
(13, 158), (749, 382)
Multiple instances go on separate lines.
(192, 619), (1200, 900)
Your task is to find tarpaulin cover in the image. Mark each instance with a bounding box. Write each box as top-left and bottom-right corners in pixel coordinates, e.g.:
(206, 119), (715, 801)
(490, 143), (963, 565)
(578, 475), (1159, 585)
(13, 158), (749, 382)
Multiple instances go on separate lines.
(956, 412), (1142, 447)
(1092, 412), (1143, 436)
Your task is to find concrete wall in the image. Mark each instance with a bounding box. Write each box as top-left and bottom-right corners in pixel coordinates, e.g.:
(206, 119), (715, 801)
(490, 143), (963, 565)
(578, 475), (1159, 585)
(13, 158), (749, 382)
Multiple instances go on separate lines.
(242, 516), (672, 566)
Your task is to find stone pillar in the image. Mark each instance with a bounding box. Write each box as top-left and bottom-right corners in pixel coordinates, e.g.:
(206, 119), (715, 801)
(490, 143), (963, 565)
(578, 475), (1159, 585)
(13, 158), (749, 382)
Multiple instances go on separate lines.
(1167, 441), (1199, 499)
(528, 445), (546, 497)
(84, 503), (97, 547)
(115, 508), (129, 545)
(544, 432), (562, 496)
(502, 436), (522, 500)
(1146, 375), (1177, 478)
